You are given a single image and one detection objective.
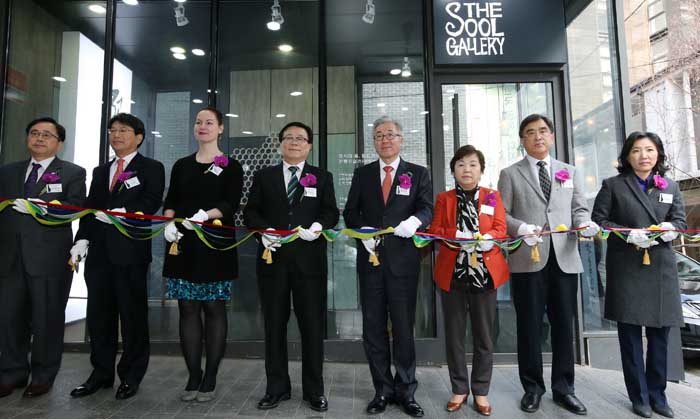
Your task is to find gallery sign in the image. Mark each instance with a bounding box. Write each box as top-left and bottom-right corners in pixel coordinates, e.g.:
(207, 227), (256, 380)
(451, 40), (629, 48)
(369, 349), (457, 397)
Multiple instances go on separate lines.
(433, 0), (566, 65)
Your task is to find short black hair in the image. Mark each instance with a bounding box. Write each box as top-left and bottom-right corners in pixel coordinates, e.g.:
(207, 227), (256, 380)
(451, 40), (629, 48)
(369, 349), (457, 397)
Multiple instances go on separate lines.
(197, 106), (223, 126)
(109, 113), (146, 147)
(279, 121), (313, 144)
(617, 131), (669, 177)
(519, 114), (554, 138)
(450, 145), (485, 173)
(26, 117), (66, 142)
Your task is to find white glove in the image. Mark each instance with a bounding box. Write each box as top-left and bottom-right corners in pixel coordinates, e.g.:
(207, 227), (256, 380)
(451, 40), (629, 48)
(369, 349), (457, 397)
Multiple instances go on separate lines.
(394, 216), (422, 238)
(95, 207), (126, 225)
(70, 239), (89, 264)
(455, 230), (473, 240)
(164, 221), (183, 242)
(262, 227), (282, 252)
(578, 220), (600, 238)
(627, 229), (658, 249)
(298, 222), (322, 242)
(518, 223), (543, 247)
(182, 209), (209, 230)
(477, 233), (495, 252)
(360, 226), (377, 255)
(12, 198), (47, 215)
(658, 222), (679, 242)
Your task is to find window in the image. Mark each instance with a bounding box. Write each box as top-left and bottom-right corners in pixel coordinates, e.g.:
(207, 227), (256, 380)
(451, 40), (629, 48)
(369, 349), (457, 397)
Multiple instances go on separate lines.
(651, 37), (669, 74)
(648, 0), (667, 35)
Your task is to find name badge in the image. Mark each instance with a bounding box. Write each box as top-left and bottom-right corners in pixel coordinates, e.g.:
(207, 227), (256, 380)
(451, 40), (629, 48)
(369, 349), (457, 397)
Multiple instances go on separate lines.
(480, 204), (494, 215)
(124, 177), (141, 189)
(47, 183), (62, 193)
(303, 187), (317, 198)
(209, 165), (223, 176)
(396, 186), (410, 196)
(659, 193), (673, 204)
(563, 179), (574, 189)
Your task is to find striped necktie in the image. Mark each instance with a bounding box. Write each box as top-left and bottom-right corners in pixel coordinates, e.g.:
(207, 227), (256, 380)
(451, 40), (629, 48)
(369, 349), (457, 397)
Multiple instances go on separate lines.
(287, 166), (299, 205)
(537, 160), (551, 201)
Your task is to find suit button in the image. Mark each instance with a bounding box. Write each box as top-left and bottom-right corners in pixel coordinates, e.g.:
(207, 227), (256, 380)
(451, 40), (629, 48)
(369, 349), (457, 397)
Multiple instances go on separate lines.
(486, 257), (490, 260)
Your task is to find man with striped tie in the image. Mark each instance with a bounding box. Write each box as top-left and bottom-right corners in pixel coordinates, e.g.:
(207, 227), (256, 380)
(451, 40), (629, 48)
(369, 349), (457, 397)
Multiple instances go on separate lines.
(243, 122), (339, 412)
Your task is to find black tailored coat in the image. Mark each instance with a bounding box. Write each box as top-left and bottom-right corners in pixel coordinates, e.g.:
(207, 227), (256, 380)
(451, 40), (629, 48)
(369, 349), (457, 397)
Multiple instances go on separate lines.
(243, 163), (339, 276)
(343, 159), (433, 277)
(0, 157), (86, 277)
(592, 172), (687, 328)
(75, 153), (165, 266)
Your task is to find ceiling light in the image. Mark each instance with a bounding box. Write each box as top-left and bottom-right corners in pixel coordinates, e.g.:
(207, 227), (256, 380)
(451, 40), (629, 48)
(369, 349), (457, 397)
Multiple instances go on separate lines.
(377, 103), (386, 108)
(362, 0), (375, 24)
(242, 130), (253, 135)
(367, 124), (373, 127)
(155, 134), (162, 138)
(225, 113), (238, 118)
(420, 110), (429, 115)
(130, 100), (136, 104)
(275, 113), (286, 118)
(192, 99), (203, 104)
(390, 68), (401, 75)
(278, 44), (293, 52)
(170, 46), (185, 54)
(52, 76), (67, 82)
(191, 48), (205, 56)
(174, 0), (187, 2)
(172, 53), (186, 60)
(267, 0), (284, 31)
(401, 56), (412, 77)
(446, 89), (455, 94)
(88, 4), (106, 14)
(151, 131), (160, 135)
(410, 129), (418, 133)
(290, 91), (303, 96)
(122, 0), (138, 5)
(401, 107), (408, 111)
(174, 3), (189, 26)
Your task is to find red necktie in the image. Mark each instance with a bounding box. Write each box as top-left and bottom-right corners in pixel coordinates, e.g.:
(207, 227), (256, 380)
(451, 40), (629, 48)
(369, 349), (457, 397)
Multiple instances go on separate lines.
(110, 158), (125, 192)
(382, 166), (393, 204)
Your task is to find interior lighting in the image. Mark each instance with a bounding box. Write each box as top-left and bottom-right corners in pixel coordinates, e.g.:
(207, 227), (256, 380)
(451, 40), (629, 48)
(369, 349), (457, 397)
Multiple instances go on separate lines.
(122, 0), (139, 5)
(267, 0), (284, 31)
(401, 56), (411, 78)
(174, 3), (189, 26)
(389, 68), (401, 75)
(170, 46), (185, 54)
(192, 48), (205, 56)
(290, 91), (303, 96)
(275, 113), (286, 118)
(242, 130), (254, 135)
(172, 53), (186, 60)
(278, 44), (293, 52)
(362, 0), (375, 24)
(88, 4), (106, 14)
(192, 98), (203, 104)
(52, 76), (67, 82)
(225, 113), (239, 118)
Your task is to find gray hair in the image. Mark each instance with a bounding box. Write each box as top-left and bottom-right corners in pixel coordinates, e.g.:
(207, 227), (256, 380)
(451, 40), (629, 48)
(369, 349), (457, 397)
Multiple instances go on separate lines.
(372, 116), (403, 133)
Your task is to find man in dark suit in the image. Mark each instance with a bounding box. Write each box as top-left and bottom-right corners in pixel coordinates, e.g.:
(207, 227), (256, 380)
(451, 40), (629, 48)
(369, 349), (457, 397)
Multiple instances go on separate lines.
(0, 117), (86, 398)
(69, 113), (165, 400)
(343, 116), (433, 417)
(497, 114), (599, 415)
(244, 121), (339, 413)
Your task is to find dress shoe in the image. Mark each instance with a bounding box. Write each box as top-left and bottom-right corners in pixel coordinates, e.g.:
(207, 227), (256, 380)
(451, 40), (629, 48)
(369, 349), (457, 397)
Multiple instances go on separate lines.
(22, 383), (51, 398)
(180, 390), (198, 402)
(257, 392), (291, 410)
(400, 398), (425, 418)
(196, 390), (216, 403)
(303, 394), (329, 412)
(473, 396), (492, 416)
(632, 403), (652, 418)
(115, 383), (138, 400)
(70, 376), (113, 398)
(553, 393), (587, 415)
(366, 395), (389, 414)
(0, 381), (27, 398)
(520, 392), (542, 413)
(445, 394), (467, 412)
(651, 403), (674, 418)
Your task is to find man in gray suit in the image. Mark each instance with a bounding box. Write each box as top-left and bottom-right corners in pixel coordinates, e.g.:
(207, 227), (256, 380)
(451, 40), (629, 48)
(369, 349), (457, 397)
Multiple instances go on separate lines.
(497, 114), (599, 415)
(0, 117), (86, 398)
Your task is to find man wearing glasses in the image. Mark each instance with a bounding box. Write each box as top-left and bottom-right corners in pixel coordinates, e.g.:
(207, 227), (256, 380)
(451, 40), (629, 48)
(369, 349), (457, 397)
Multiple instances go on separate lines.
(69, 113), (165, 400)
(0, 117), (86, 398)
(244, 122), (339, 412)
(343, 116), (433, 417)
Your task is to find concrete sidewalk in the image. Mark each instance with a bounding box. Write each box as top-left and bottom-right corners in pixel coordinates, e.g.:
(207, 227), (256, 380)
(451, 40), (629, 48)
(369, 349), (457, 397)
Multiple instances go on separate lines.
(1, 353), (700, 418)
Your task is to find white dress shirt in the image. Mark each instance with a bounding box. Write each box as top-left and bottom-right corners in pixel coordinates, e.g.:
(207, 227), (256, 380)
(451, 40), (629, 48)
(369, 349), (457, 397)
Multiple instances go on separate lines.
(525, 154), (552, 188)
(25, 156), (56, 182)
(379, 157), (401, 184)
(108, 151), (138, 188)
(283, 160), (305, 192)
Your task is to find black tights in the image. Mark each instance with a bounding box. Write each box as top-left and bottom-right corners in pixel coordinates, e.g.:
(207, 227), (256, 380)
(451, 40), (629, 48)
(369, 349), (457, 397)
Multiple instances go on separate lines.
(178, 299), (228, 392)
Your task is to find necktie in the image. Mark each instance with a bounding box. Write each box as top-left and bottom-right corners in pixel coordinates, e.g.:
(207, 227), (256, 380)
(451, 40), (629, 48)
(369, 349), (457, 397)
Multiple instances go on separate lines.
(24, 163), (41, 197)
(287, 166), (299, 205)
(382, 166), (393, 204)
(110, 158), (125, 192)
(537, 160), (551, 201)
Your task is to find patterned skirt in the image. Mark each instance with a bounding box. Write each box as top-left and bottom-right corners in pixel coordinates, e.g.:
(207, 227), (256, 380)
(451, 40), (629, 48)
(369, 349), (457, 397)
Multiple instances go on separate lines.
(166, 277), (232, 301)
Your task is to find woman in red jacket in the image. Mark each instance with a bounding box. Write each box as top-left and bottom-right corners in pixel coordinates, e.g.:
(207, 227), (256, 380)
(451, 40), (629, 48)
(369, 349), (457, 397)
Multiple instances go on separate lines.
(428, 145), (509, 416)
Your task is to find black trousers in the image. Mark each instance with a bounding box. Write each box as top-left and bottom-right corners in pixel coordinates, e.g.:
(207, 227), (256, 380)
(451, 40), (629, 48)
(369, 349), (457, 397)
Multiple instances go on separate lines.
(511, 248), (578, 396)
(441, 285), (496, 396)
(359, 264), (418, 401)
(257, 262), (326, 397)
(85, 256), (150, 386)
(617, 322), (670, 408)
(0, 251), (72, 385)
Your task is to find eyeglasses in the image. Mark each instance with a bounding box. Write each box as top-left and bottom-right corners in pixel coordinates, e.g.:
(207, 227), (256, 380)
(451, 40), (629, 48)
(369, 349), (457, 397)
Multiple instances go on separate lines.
(373, 133), (402, 142)
(108, 128), (134, 136)
(524, 128), (552, 138)
(29, 130), (58, 140)
(282, 135), (309, 143)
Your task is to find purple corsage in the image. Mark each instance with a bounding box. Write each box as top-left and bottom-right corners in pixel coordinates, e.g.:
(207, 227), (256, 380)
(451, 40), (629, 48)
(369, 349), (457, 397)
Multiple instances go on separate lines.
(300, 173), (317, 187)
(205, 155), (229, 174)
(554, 169), (570, 183)
(39, 172), (61, 195)
(653, 174), (668, 190)
(484, 191), (497, 207)
(116, 171), (136, 192)
(398, 173), (412, 189)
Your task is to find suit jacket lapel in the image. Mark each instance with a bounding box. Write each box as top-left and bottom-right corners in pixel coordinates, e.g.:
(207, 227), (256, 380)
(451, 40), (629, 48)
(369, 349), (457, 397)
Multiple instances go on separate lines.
(368, 161), (384, 206)
(623, 173), (659, 223)
(515, 158), (546, 203)
(17, 159), (30, 196)
(31, 157), (62, 197)
(275, 164), (291, 208)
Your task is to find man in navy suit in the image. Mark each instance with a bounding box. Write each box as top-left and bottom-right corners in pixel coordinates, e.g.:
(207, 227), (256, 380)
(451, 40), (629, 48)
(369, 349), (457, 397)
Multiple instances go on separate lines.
(69, 113), (164, 400)
(343, 116), (433, 417)
(244, 121), (339, 412)
(0, 117), (86, 398)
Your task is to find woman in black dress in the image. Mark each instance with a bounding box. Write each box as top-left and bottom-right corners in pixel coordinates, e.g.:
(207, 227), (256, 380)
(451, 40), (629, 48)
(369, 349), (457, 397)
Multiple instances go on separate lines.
(162, 107), (243, 402)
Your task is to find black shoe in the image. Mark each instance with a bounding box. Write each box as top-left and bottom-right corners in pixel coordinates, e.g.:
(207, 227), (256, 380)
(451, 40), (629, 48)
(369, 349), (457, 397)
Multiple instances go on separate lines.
(257, 392), (291, 410)
(632, 403), (652, 418)
(22, 383), (51, 398)
(70, 375), (113, 398)
(400, 399), (425, 418)
(115, 383), (138, 400)
(303, 394), (328, 412)
(553, 393), (587, 415)
(520, 392), (542, 413)
(366, 395), (389, 414)
(651, 403), (674, 418)
(0, 380), (28, 398)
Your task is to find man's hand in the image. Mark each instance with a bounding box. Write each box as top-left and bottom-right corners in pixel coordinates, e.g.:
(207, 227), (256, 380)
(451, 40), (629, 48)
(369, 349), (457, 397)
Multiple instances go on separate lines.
(627, 229), (658, 249)
(95, 207), (126, 225)
(518, 223), (543, 247)
(182, 209), (209, 230)
(578, 220), (600, 238)
(298, 222), (322, 242)
(70, 239), (89, 265)
(477, 233), (495, 252)
(12, 198), (47, 215)
(394, 216), (422, 238)
(658, 222), (679, 242)
(164, 221), (183, 242)
(262, 227), (282, 252)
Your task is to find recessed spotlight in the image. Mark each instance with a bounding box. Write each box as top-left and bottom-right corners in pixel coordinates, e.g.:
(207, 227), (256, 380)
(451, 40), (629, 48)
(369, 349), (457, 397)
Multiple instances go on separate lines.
(275, 113), (286, 118)
(390, 69), (401, 76)
(172, 53), (186, 60)
(267, 21), (281, 31)
(52, 76), (67, 82)
(367, 124), (373, 127)
(290, 91), (303, 96)
(88, 4), (106, 14)
(191, 49), (205, 56)
(278, 44), (293, 52)
(130, 100), (136, 104)
(174, 0), (187, 2)
(122, 0), (138, 5)
(170, 46), (186, 54)
(225, 113), (238, 118)
(192, 99), (203, 104)
(242, 130), (253, 135)
(155, 134), (163, 138)
(377, 103), (386, 108)
(401, 107), (408, 111)
(410, 129), (418, 133)
(151, 131), (160, 135)
(420, 111), (429, 115)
